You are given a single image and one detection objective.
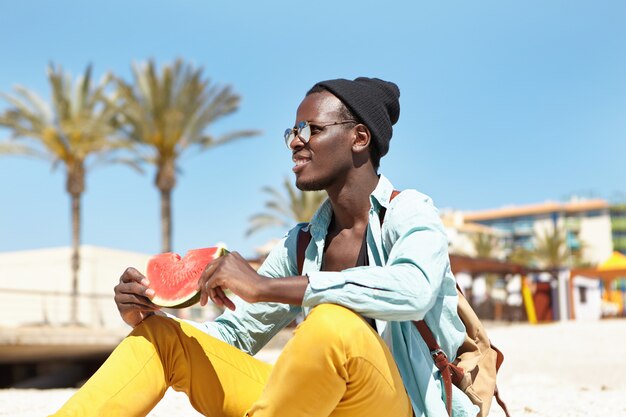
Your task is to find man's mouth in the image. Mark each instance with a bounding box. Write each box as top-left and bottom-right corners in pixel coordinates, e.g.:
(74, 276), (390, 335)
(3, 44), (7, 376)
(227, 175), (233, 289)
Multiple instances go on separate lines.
(292, 155), (311, 172)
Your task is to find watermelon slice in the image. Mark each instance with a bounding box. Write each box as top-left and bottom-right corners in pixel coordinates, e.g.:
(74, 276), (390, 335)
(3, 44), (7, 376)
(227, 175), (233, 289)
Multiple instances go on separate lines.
(146, 246), (227, 308)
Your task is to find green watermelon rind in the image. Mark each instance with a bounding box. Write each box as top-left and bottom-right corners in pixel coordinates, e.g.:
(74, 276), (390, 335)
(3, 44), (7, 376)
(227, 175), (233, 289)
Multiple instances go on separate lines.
(149, 246), (228, 309)
(152, 291), (201, 309)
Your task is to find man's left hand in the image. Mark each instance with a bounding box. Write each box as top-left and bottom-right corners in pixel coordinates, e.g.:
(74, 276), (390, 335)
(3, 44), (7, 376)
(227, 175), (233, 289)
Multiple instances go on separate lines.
(197, 251), (267, 310)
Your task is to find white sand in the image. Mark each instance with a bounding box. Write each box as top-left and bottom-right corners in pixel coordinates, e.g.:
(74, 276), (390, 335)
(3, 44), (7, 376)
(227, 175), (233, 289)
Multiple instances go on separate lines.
(1, 319), (624, 416)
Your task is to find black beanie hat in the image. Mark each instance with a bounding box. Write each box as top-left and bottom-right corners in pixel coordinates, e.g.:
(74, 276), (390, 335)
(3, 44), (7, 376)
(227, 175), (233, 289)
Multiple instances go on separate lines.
(312, 77), (400, 158)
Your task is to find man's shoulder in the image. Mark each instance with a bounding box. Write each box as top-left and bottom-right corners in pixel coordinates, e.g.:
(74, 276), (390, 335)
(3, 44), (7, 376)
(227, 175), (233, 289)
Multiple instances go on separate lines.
(390, 188), (436, 209)
(378, 174), (435, 207)
(384, 188), (443, 230)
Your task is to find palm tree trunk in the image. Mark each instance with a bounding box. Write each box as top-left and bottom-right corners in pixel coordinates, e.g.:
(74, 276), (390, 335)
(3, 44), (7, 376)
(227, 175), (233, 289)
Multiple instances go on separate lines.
(70, 193), (81, 325)
(161, 189), (172, 253)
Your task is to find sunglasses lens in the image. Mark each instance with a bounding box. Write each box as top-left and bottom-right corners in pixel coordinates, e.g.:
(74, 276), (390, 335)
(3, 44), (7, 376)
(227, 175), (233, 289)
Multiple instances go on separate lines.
(284, 128), (294, 147)
(285, 121), (312, 148)
(299, 122), (311, 143)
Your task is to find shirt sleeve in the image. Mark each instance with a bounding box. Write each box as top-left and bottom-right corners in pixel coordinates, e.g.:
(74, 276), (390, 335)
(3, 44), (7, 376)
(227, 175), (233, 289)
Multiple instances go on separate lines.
(302, 190), (453, 322)
(198, 226), (303, 355)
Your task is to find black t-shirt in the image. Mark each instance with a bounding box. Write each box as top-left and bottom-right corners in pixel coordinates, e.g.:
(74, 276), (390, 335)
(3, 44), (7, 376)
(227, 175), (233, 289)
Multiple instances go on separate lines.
(322, 228), (377, 330)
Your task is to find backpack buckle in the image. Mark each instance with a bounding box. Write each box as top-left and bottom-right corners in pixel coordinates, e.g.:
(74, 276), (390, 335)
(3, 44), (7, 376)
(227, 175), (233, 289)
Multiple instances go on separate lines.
(430, 348), (447, 360)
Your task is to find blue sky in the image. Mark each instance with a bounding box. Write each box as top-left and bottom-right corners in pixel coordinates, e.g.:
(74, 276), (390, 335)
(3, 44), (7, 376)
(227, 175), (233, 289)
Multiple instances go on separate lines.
(1, 1), (625, 258)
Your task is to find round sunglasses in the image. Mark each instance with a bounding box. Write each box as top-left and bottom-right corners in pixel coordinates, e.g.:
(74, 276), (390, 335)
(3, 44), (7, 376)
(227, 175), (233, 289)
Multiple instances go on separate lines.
(284, 120), (358, 148)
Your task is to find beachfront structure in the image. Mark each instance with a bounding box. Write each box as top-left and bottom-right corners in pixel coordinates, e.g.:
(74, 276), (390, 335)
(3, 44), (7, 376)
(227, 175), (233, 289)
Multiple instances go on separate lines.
(570, 276), (603, 320)
(610, 204), (626, 255)
(441, 211), (506, 259)
(0, 245), (226, 330)
(455, 199), (614, 266)
(0, 246), (151, 329)
(441, 199), (614, 322)
(0, 245), (241, 387)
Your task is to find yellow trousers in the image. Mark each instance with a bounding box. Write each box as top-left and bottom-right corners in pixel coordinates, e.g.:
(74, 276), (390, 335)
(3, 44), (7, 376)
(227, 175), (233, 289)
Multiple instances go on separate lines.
(51, 304), (412, 417)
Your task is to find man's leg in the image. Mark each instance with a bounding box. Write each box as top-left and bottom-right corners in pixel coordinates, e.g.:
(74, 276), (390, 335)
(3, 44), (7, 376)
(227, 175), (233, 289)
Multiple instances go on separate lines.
(51, 315), (272, 417)
(246, 304), (413, 417)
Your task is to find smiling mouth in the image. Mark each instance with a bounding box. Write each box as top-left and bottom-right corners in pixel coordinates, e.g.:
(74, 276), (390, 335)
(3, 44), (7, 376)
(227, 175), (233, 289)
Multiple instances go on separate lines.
(292, 155), (311, 172)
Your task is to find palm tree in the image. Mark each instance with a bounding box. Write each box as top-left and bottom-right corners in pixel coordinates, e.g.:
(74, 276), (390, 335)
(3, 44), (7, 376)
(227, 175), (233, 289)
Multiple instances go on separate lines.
(115, 58), (259, 253)
(470, 232), (500, 258)
(246, 177), (327, 236)
(507, 246), (535, 267)
(0, 64), (126, 324)
(532, 225), (570, 269)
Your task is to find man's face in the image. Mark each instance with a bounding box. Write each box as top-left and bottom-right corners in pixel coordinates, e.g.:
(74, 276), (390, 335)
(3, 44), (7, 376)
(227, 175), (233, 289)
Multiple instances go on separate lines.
(290, 91), (355, 192)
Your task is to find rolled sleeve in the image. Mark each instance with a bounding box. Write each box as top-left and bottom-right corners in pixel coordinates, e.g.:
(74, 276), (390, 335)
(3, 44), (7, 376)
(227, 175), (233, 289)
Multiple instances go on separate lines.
(189, 228), (303, 355)
(306, 271), (346, 290)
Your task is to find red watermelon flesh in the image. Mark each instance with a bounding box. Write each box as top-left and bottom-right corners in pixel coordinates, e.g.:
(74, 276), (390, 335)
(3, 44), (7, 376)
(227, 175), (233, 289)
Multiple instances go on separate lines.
(146, 246), (226, 308)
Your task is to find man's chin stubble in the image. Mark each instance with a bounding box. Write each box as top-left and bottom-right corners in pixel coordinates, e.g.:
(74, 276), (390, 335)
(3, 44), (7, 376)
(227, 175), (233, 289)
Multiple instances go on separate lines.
(295, 177), (329, 192)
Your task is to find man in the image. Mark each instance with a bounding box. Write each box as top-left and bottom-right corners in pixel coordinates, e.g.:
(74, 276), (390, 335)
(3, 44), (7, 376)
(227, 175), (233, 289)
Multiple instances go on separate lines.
(52, 77), (478, 416)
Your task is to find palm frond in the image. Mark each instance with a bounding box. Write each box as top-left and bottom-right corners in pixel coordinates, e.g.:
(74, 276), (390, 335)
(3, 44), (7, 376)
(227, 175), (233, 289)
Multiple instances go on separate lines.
(0, 141), (49, 159)
(197, 129), (261, 149)
(87, 154), (146, 173)
(532, 226), (570, 269)
(265, 200), (292, 214)
(0, 63), (129, 170)
(471, 232), (500, 258)
(245, 214), (289, 236)
(119, 59), (258, 159)
(246, 177), (327, 236)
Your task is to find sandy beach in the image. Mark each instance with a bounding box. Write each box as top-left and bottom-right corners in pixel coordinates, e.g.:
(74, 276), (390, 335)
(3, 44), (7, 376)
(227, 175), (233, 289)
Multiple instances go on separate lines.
(1, 319), (624, 417)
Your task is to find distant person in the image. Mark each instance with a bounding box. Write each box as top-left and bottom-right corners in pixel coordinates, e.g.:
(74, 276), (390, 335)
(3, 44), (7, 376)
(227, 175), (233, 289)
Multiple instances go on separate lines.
(52, 77), (478, 416)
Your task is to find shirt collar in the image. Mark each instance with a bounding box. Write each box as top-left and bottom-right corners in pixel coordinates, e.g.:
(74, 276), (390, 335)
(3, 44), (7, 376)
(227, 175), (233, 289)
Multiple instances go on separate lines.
(307, 174), (395, 239)
(369, 174), (395, 211)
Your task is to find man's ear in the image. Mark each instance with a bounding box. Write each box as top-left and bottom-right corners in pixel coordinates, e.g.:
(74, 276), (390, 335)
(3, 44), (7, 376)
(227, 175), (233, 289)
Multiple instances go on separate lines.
(352, 124), (371, 153)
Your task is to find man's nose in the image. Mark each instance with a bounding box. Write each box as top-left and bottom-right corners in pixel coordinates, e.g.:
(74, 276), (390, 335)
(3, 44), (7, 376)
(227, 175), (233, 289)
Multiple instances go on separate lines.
(288, 133), (306, 150)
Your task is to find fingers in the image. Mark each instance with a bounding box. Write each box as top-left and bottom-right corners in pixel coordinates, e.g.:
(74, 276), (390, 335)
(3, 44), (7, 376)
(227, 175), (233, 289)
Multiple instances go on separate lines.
(120, 267), (146, 283)
(200, 283), (211, 307)
(115, 287), (157, 310)
(196, 253), (238, 310)
(120, 267), (148, 286)
(215, 286), (235, 311)
(116, 277), (155, 300)
(116, 267), (156, 310)
(202, 283), (235, 311)
(198, 256), (223, 306)
(117, 297), (160, 312)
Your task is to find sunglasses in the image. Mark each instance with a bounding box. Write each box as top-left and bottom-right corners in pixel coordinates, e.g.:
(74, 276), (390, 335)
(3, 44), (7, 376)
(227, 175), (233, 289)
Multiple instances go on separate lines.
(284, 120), (358, 149)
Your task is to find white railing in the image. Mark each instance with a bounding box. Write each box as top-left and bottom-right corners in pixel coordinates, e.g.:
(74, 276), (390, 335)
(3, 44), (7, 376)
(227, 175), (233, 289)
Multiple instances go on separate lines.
(0, 288), (124, 329)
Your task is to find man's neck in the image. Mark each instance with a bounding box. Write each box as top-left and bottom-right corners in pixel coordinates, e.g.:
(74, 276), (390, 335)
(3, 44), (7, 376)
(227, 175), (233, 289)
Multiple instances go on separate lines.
(326, 171), (379, 231)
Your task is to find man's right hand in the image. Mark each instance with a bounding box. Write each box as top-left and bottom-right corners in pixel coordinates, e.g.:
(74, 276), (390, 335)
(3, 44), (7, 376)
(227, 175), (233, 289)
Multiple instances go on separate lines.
(114, 267), (160, 327)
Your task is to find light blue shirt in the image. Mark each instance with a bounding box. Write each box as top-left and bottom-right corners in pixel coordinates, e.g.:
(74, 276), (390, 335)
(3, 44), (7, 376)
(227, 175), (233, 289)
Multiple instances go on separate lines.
(196, 175), (478, 417)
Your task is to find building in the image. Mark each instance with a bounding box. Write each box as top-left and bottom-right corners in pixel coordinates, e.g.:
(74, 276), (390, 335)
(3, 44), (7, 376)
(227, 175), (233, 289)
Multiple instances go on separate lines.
(441, 210), (506, 259)
(456, 199), (613, 266)
(610, 204), (626, 255)
(0, 245), (152, 329)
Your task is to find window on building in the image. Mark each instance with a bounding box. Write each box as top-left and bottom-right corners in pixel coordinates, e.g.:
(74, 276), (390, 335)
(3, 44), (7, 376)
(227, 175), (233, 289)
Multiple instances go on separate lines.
(566, 231), (581, 250)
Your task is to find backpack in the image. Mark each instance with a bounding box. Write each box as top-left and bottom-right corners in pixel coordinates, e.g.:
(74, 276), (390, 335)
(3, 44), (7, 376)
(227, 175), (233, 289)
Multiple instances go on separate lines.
(296, 190), (510, 417)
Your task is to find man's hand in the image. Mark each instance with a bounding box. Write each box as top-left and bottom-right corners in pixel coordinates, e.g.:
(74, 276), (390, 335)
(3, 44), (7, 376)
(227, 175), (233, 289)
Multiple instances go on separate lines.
(197, 251), (268, 310)
(114, 267), (160, 327)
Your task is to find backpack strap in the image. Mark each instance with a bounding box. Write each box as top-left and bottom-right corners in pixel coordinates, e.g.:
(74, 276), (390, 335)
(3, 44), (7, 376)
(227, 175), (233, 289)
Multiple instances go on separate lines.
(378, 189), (401, 224)
(415, 321), (458, 416)
(495, 386), (511, 417)
(386, 190), (456, 416)
(296, 225), (312, 275)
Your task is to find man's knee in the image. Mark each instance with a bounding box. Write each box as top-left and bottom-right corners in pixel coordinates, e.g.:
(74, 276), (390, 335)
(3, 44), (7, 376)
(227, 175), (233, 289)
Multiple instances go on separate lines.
(297, 303), (375, 345)
(129, 314), (180, 342)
